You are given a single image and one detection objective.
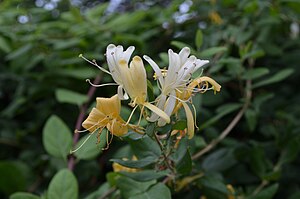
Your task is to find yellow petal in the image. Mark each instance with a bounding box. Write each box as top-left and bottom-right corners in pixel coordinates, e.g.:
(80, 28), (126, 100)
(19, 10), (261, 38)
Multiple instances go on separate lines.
(96, 94), (121, 116)
(144, 102), (170, 124)
(188, 76), (221, 93)
(82, 108), (107, 132)
(182, 102), (194, 139)
(107, 118), (128, 137)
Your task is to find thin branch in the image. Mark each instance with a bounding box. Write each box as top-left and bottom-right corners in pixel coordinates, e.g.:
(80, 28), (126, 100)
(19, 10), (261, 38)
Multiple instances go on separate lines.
(154, 132), (176, 175)
(68, 75), (102, 170)
(192, 78), (252, 160)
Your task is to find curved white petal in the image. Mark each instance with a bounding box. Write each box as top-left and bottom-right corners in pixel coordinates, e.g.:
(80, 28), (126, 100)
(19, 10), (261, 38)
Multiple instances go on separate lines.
(117, 85), (129, 100)
(148, 94), (167, 122)
(143, 55), (164, 86)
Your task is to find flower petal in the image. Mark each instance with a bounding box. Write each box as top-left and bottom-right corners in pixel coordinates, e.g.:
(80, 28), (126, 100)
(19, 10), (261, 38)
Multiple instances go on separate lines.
(82, 108), (106, 132)
(182, 102), (194, 139)
(144, 102), (170, 124)
(96, 94), (121, 116)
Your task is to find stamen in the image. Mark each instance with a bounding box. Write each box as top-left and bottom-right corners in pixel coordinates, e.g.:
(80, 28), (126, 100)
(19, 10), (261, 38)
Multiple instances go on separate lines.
(70, 130), (96, 154)
(191, 103), (199, 129)
(79, 54), (111, 75)
(125, 104), (139, 125)
(86, 79), (118, 87)
(102, 130), (114, 150)
(137, 105), (145, 126)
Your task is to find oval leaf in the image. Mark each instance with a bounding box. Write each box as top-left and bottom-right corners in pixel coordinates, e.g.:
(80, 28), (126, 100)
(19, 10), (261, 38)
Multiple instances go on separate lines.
(48, 169), (78, 199)
(43, 115), (72, 159)
(55, 88), (88, 106)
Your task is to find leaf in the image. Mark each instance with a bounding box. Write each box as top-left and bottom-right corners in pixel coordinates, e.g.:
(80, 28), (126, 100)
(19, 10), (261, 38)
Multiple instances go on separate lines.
(199, 103), (242, 130)
(242, 68), (270, 80)
(248, 183), (278, 199)
(84, 182), (110, 199)
(10, 192), (40, 199)
(0, 162), (26, 195)
(0, 36), (11, 53)
(252, 68), (294, 89)
(130, 183), (171, 199)
(202, 148), (237, 172)
(110, 156), (157, 168)
(116, 176), (156, 198)
(48, 169), (78, 199)
(42, 115), (72, 159)
(55, 88), (88, 106)
(172, 120), (187, 130)
(198, 174), (228, 194)
(245, 109), (257, 132)
(127, 135), (161, 159)
(74, 129), (107, 160)
(176, 149), (192, 175)
(195, 29), (203, 49)
(145, 122), (156, 138)
(5, 44), (33, 60)
(199, 47), (227, 57)
(120, 170), (169, 182)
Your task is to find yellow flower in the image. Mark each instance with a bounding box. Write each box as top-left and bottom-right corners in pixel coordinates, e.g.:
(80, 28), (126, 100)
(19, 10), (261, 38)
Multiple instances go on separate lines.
(116, 54), (170, 124)
(173, 76), (221, 138)
(209, 11), (223, 25)
(82, 94), (128, 137)
(112, 156), (139, 173)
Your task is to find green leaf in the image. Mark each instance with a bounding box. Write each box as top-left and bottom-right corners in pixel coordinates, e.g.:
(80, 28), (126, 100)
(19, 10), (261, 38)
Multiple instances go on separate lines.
(199, 103), (242, 130)
(145, 122), (156, 138)
(172, 120), (187, 130)
(195, 29), (203, 49)
(202, 148), (237, 172)
(120, 170), (169, 182)
(42, 115), (72, 160)
(128, 135), (161, 159)
(55, 88), (88, 106)
(84, 182), (110, 199)
(74, 129), (107, 160)
(242, 68), (270, 80)
(130, 183), (171, 199)
(5, 44), (33, 60)
(245, 109), (257, 132)
(10, 192), (40, 199)
(252, 68), (293, 89)
(0, 162), (26, 195)
(111, 156), (157, 168)
(0, 36), (11, 53)
(198, 174), (228, 194)
(199, 47), (227, 57)
(48, 169), (78, 199)
(176, 149), (192, 175)
(248, 183), (278, 199)
(116, 176), (156, 198)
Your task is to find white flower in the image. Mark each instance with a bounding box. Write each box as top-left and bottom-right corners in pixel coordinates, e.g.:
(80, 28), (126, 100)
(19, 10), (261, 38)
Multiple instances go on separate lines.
(143, 47), (209, 127)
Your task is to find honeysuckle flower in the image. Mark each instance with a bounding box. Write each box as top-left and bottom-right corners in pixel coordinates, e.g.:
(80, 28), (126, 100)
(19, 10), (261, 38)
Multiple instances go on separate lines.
(70, 95), (143, 153)
(144, 47), (221, 138)
(117, 55), (170, 124)
(80, 44), (170, 124)
(143, 47), (209, 127)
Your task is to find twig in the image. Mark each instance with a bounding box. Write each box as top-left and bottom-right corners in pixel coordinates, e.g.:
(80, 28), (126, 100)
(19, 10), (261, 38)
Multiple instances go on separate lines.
(154, 132), (176, 175)
(68, 75), (102, 170)
(192, 78), (252, 160)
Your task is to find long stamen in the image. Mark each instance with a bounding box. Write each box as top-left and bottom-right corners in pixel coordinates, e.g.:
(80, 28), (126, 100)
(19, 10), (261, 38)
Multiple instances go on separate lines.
(86, 79), (118, 87)
(137, 105), (145, 126)
(125, 105), (139, 125)
(70, 130), (96, 154)
(191, 103), (199, 129)
(76, 117), (107, 133)
(79, 54), (111, 75)
(102, 130), (114, 150)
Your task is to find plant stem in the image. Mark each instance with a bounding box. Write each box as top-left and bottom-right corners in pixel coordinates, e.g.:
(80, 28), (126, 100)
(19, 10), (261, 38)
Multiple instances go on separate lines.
(192, 76), (252, 160)
(68, 75), (102, 171)
(154, 132), (176, 175)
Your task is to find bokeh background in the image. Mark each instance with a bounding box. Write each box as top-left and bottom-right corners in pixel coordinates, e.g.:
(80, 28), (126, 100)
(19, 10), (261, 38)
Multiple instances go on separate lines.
(0, 0), (299, 198)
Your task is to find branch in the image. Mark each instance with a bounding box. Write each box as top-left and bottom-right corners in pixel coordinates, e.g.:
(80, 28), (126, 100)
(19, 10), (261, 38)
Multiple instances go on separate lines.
(68, 75), (102, 170)
(192, 78), (252, 160)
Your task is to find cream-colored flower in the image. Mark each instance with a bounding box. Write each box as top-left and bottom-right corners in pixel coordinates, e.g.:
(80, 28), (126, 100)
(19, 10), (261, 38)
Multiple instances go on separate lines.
(143, 47), (209, 128)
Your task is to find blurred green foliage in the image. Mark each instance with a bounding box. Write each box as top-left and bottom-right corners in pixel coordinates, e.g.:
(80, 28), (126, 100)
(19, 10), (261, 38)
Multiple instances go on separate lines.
(1, 0), (300, 198)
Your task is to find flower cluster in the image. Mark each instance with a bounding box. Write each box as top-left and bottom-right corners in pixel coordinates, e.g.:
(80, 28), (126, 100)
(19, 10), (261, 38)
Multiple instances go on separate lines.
(79, 44), (221, 148)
